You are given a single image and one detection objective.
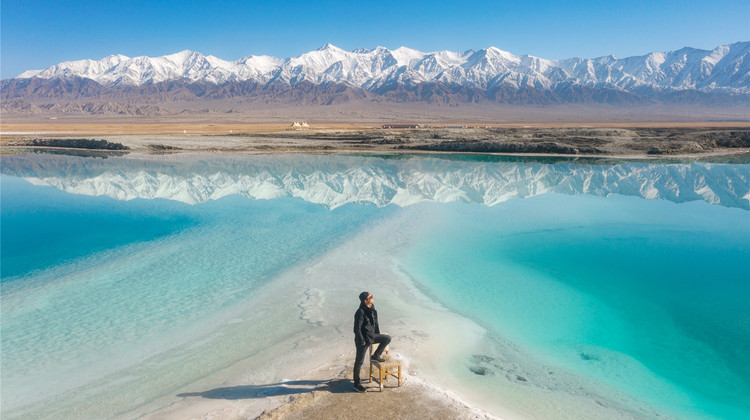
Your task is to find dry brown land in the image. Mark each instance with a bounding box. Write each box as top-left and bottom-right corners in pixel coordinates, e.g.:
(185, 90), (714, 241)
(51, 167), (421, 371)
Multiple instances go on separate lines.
(3, 102), (749, 125)
(3, 125), (749, 158)
(2, 121), (750, 137)
(3, 102), (749, 158)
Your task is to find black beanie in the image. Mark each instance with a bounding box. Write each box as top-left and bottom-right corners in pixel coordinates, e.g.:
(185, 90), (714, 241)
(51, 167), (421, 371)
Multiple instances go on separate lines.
(359, 291), (370, 303)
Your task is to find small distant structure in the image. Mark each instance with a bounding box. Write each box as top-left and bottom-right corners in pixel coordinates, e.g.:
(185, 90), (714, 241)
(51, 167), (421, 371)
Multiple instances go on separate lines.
(290, 121), (310, 130)
(444, 124), (468, 129)
(380, 123), (423, 129)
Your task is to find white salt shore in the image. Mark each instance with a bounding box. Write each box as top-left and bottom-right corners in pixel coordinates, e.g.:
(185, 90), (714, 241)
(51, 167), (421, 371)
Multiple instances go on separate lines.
(6, 204), (668, 419)
(125, 207), (503, 420)
(125, 205), (665, 420)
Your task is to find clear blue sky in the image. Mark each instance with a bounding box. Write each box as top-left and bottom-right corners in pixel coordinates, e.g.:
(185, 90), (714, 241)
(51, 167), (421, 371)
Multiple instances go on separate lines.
(2, 0), (748, 79)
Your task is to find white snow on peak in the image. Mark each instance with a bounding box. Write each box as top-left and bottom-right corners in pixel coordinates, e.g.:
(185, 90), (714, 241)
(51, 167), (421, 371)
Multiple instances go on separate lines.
(12, 42), (750, 93)
(390, 46), (426, 66)
(16, 69), (44, 78)
(163, 49), (199, 64)
(236, 55), (284, 74)
(317, 43), (342, 52)
(485, 46), (521, 63)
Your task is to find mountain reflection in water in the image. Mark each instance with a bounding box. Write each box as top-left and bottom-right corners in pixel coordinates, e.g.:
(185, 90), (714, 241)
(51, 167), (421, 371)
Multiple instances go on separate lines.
(2, 152), (748, 209)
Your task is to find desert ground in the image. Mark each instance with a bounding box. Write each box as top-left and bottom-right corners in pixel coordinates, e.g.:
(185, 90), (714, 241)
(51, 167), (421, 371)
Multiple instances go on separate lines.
(2, 104), (749, 157)
(2, 123), (749, 158)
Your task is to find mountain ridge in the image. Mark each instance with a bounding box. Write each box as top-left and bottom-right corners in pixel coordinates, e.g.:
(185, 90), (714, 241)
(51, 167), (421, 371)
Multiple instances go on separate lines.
(13, 42), (750, 92)
(4, 43), (749, 109)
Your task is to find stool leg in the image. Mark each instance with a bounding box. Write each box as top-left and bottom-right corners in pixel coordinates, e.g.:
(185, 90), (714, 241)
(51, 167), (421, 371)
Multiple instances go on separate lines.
(379, 369), (383, 391)
(398, 366), (402, 387)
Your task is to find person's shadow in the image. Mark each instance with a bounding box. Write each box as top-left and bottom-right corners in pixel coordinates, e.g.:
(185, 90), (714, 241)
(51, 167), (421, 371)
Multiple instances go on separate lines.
(177, 378), (353, 400)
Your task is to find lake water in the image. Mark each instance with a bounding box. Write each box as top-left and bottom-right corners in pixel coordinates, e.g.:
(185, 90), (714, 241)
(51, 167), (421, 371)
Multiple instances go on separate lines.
(1, 151), (749, 419)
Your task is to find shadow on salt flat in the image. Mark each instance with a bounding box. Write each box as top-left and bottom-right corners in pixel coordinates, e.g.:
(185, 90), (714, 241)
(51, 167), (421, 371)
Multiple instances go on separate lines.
(177, 378), (354, 400)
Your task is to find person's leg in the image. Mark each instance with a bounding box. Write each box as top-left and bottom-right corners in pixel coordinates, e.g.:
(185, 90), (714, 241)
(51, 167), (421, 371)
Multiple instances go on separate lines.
(353, 342), (369, 383)
(370, 334), (392, 358)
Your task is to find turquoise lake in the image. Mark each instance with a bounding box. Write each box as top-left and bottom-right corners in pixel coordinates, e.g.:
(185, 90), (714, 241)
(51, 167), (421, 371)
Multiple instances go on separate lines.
(1, 151), (748, 419)
(402, 195), (749, 419)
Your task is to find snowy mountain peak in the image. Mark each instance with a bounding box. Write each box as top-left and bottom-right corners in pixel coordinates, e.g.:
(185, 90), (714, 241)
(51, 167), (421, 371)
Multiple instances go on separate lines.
(485, 46), (517, 59)
(103, 54), (130, 61)
(316, 43), (342, 52)
(11, 42), (750, 94)
(164, 49), (202, 62)
(390, 46), (425, 66)
(16, 69), (44, 78)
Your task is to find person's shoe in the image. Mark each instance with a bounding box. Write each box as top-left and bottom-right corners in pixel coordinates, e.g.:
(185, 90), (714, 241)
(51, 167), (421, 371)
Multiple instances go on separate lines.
(370, 355), (385, 363)
(352, 383), (366, 393)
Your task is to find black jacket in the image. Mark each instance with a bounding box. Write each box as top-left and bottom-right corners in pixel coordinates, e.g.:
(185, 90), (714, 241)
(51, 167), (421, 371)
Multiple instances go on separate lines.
(354, 303), (380, 344)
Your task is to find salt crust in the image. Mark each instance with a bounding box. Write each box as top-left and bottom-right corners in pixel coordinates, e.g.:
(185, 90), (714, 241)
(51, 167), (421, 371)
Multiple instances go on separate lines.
(129, 206), (663, 420)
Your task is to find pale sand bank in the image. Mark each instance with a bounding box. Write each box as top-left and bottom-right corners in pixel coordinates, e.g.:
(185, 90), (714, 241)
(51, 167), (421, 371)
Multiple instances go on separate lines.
(122, 206), (666, 420)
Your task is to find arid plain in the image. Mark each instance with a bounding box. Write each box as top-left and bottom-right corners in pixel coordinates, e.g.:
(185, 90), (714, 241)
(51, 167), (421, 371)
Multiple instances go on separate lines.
(2, 103), (749, 158)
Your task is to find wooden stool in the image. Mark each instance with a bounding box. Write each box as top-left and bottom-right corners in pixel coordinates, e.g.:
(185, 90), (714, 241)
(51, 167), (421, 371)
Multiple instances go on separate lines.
(368, 342), (402, 391)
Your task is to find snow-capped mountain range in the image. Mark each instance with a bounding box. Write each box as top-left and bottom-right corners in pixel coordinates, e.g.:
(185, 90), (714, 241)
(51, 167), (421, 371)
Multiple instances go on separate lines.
(14, 42), (750, 94)
(3, 154), (748, 209)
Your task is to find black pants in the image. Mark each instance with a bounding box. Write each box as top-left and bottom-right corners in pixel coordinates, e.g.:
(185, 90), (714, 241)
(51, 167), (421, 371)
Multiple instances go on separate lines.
(353, 334), (391, 384)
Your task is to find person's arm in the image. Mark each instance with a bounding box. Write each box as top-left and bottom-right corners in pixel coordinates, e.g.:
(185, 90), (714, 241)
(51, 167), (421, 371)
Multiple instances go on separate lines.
(354, 309), (365, 344)
(374, 309), (380, 335)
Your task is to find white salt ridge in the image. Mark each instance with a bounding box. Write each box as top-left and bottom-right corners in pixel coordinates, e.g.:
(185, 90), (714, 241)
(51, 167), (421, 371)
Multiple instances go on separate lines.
(20, 160), (750, 209)
(15, 42), (750, 93)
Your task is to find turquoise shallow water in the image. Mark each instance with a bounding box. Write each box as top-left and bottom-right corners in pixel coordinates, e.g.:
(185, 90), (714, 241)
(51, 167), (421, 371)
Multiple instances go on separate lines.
(1, 152), (749, 418)
(1, 176), (200, 279)
(1, 172), (391, 413)
(401, 194), (750, 419)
